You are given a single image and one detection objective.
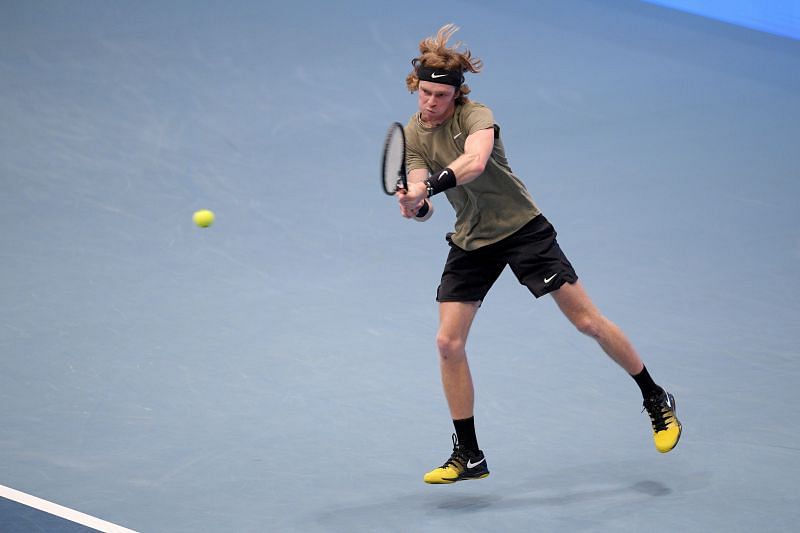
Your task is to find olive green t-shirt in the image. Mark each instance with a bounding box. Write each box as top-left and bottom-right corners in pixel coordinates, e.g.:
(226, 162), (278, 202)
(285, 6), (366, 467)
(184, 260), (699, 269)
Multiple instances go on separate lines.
(405, 101), (541, 251)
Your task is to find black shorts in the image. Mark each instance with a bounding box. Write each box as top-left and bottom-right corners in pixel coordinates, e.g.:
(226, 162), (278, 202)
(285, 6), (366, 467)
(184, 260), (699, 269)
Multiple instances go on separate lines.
(436, 214), (579, 303)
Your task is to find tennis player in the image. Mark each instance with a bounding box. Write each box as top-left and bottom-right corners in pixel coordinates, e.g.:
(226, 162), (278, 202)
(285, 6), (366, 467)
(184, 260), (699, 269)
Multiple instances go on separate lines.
(396, 24), (682, 484)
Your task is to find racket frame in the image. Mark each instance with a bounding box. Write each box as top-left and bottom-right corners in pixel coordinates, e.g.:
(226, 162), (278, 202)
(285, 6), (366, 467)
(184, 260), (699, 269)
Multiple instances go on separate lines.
(381, 122), (407, 195)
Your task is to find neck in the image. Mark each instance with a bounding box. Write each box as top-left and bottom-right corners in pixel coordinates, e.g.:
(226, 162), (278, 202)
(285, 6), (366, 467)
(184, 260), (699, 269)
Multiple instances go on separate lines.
(420, 105), (456, 128)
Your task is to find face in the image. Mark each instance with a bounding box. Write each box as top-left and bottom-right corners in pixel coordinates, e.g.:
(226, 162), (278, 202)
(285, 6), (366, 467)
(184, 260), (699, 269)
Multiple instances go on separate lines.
(417, 80), (458, 125)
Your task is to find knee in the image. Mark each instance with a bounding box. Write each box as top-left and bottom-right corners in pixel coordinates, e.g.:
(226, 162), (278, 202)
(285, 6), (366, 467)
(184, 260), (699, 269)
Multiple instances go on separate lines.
(436, 333), (466, 361)
(573, 313), (602, 338)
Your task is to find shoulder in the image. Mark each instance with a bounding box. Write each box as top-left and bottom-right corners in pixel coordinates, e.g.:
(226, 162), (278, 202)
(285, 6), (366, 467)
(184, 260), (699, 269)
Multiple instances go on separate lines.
(403, 114), (422, 141)
(459, 101), (493, 117)
(457, 101), (495, 133)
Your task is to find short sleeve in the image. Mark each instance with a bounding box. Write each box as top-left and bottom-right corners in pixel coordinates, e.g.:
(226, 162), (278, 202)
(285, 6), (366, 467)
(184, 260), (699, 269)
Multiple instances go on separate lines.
(404, 125), (428, 173)
(460, 103), (495, 135)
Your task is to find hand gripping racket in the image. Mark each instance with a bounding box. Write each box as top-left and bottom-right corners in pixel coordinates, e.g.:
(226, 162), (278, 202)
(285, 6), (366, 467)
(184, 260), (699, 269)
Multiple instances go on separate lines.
(381, 122), (429, 217)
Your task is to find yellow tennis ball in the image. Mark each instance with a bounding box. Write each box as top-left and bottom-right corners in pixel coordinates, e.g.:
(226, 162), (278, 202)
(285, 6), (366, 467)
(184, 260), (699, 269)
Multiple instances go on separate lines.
(193, 209), (215, 228)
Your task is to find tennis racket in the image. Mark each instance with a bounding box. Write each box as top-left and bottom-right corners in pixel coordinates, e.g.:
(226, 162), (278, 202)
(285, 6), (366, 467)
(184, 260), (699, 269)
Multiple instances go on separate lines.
(381, 122), (429, 217)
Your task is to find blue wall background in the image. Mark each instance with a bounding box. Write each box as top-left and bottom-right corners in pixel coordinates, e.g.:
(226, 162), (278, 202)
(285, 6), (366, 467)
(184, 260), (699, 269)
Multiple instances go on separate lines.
(644, 0), (800, 40)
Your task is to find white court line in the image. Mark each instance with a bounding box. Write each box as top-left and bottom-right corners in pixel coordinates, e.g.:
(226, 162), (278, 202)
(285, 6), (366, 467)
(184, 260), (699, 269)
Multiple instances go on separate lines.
(0, 484), (138, 533)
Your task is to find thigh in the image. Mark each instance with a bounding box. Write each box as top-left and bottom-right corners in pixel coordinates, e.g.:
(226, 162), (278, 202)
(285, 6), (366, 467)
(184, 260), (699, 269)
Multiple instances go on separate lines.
(549, 279), (598, 322)
(436, 237), (507, 304)
(438, 301), (480, 340)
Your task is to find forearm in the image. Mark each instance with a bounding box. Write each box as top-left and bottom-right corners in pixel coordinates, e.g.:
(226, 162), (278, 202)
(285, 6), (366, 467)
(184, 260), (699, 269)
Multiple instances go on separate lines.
(419, 156), (482, 199)
(446, 151), (485, 185)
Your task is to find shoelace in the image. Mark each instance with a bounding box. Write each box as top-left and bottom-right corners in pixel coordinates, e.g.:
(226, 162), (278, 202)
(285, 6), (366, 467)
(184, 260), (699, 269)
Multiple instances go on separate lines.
(643, 395), (671, 432)
(440, 433), (469, 469)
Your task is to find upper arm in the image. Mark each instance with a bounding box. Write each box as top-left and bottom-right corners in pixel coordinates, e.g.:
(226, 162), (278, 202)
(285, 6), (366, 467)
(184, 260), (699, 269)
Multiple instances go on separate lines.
(464, 127), (495, 170)
(447, 126), (494, 183)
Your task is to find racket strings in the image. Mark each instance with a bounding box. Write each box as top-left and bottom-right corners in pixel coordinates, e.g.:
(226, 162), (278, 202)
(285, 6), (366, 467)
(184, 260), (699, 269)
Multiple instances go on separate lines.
(382, 124), (406, 194)
(384, 142), (403, 186)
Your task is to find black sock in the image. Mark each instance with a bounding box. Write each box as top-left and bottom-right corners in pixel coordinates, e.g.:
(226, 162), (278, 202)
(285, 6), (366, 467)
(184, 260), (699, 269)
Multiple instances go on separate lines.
(631, 365), (663, 399)
(453, 417), (479, 453)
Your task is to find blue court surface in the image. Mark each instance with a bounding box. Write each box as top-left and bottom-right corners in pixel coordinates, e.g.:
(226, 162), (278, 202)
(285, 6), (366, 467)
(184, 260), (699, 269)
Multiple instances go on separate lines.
(2, 1), (799, 531)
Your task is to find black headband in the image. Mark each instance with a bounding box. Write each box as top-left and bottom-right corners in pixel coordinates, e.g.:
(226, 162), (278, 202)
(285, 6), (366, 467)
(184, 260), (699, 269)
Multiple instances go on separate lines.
(414, 63), (464, 88)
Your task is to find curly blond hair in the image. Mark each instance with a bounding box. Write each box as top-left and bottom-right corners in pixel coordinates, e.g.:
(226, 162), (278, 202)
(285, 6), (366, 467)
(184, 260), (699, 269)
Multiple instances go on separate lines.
(406, 24), (483, 104)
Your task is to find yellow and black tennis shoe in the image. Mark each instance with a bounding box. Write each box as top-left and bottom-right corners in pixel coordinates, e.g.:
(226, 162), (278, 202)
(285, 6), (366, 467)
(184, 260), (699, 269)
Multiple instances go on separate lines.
(423, 434), (490, 484)
(643, 389), (682, 453)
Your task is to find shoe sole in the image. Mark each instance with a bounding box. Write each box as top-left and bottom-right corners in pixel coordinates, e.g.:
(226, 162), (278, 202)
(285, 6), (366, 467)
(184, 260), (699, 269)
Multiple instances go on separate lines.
(424, 472), (490, 484)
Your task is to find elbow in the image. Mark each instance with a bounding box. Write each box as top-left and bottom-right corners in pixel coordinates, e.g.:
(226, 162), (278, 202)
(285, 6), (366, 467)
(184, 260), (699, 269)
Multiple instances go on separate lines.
(466, 155), (487, 177)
